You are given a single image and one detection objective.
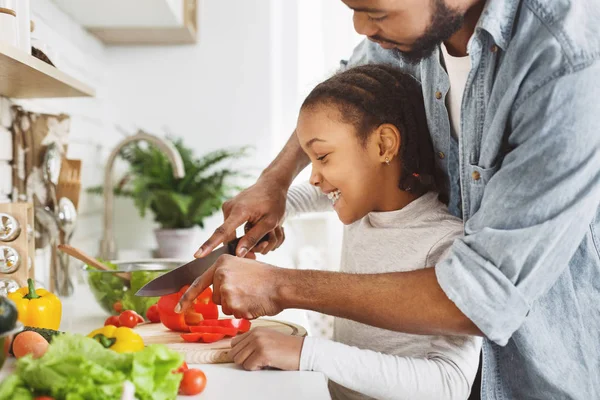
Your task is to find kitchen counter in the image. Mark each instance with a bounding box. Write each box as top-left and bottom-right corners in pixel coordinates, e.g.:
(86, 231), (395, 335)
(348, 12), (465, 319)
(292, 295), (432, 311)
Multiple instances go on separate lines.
(0, 283), (331, 400)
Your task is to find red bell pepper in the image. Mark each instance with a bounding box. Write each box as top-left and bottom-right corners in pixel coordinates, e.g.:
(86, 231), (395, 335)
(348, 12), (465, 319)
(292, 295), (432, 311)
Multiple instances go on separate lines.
(189, 325), (238, 337)
(180, 332), (226, 343)
(157, 285), (218, 332)
(197, 318), (251, 333)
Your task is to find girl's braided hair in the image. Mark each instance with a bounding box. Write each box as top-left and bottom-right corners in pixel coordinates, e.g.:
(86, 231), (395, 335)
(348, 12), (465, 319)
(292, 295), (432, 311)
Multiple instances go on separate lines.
(301, 64), (436, 195)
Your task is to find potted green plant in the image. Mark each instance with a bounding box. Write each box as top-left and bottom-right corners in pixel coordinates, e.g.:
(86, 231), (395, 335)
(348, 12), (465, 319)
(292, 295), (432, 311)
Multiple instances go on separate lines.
(89, 137), (248, 258)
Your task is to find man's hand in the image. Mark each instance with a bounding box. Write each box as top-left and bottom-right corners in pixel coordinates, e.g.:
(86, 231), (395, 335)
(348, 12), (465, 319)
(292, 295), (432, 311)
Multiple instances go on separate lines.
(176, 255), (290, 319)
(195, 131), (308, 259)
(229, 329), (304, 371)
(195, 175), (288, 259)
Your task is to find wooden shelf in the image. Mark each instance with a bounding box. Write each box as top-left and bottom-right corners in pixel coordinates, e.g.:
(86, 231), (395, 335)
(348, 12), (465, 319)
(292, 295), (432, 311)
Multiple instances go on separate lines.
(0, 42), (95, 98)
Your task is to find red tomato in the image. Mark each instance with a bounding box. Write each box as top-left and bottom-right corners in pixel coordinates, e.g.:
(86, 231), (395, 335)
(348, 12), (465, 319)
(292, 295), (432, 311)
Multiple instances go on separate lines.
(173, 361), (188, 374)
(189, 325), (237, 337)
(146, 304), (160, 323)
(34, 397), (55, 400)
(118, 310), (139, 329)
(131, 310), (145, 324)
(179, 369), (207, 396)
(112, 301), (123, 313)
(104, 316), (120, 327)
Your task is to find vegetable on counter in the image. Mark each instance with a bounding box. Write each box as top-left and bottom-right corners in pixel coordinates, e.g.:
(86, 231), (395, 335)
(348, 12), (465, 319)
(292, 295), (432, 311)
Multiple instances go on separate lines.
(0, 333), (184, 400)
(179, 368), (207, 396)
(11, 331), (48, 359)
(0, 296), (18, 334)
(7, 279), (61, 330)
(181, 332), (225, 343)
(157, 285), (217, 332)
(8, 327), (63, 357)
(87, 261), (163, 318)
(146, 304), (160, 323)
(87, 325), (144, 353)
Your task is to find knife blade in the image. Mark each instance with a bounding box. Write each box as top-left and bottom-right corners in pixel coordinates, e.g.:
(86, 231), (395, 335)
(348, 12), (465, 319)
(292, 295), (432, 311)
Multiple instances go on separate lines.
(135, 238), (241, 297)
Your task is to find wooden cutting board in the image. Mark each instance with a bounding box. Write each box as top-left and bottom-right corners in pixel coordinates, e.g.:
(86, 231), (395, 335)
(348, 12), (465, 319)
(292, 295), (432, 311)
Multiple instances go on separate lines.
(135, 319), (307, 364)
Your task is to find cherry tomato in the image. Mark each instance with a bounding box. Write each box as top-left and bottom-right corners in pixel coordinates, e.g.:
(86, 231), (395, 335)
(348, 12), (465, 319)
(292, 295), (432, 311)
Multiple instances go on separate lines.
(34, 397), (55, 400)
(173, 361), (188, 374)
(179, 368), (207, 396)
(112, 301), (123, 313)
(131, 310), (145, 324)
(146, 304), (160, 323)
(118, 310), (139, 328)
(104, 316), (120, 327)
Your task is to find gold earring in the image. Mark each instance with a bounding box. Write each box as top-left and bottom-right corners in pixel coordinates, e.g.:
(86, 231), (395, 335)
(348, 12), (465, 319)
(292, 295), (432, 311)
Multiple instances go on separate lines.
(385, 157), (390, 165)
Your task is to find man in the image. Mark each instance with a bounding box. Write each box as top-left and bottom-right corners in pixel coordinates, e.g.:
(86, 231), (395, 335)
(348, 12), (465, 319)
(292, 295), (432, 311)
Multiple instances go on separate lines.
(178, 0), (600, 398)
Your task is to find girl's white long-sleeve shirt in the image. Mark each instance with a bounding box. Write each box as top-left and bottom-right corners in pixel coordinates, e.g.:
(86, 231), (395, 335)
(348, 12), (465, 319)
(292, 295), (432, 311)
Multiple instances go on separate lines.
(286, 183), (482, 400)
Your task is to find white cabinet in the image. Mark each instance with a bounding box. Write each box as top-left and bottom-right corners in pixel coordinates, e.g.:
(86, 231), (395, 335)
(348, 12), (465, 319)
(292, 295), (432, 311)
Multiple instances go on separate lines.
(51, 0), (197, 45)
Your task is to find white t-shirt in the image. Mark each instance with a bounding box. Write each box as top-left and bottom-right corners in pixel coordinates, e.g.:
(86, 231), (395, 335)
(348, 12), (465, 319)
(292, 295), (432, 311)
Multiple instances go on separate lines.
(286, 183), (482, 400)
(441, 43), (471, 139)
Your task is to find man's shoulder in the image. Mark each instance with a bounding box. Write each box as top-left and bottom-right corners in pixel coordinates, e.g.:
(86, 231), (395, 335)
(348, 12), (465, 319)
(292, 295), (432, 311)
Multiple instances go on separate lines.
(519, 0), (600, 68)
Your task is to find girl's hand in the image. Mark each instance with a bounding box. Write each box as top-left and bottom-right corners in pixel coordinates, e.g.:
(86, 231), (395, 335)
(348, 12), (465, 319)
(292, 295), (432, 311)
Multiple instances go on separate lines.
(229, 328), (304, 371)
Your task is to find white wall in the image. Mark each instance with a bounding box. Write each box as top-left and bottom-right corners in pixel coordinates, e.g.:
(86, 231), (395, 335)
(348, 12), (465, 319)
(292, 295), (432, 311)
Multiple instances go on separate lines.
(104, 0), (276, 254)
(1, 0), (364, 280)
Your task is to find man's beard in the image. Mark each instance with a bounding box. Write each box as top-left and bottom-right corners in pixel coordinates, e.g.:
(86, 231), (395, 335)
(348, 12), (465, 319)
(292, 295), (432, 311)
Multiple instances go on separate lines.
(395, 0), (465, 64)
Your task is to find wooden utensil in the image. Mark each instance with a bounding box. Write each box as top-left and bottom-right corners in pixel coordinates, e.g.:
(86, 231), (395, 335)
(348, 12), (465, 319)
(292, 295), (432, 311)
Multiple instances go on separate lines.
(56, 158), (81, 211)
(57, 244), (131, 282)
(135, 319), (307, 364)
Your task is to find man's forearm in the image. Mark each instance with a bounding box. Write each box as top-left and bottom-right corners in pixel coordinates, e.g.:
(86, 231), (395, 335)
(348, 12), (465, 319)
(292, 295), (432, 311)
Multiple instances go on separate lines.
(279, 267), (482, 337)
(260, 130), (309, 188)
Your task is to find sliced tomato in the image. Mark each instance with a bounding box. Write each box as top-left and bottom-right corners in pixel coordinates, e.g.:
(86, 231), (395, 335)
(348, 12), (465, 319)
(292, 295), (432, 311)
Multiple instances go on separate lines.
(189, 325), (238, 337)
(180, 333), (226, 343)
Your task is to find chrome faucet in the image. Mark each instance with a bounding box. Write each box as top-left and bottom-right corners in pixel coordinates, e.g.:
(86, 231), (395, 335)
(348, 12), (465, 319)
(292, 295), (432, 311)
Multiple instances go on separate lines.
(99, 130), (185, 260)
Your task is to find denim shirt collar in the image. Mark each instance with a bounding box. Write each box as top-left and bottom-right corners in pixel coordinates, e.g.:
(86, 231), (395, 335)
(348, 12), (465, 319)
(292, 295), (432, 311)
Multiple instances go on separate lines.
(474, 0), (521, 50)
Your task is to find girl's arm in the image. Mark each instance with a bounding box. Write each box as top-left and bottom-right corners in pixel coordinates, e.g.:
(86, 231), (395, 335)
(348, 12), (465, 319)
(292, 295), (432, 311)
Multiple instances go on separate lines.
(300, 336), (481, 400)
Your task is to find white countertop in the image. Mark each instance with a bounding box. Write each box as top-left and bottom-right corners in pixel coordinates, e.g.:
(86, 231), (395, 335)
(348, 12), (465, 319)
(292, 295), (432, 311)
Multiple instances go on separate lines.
(0, 283), (331, 400)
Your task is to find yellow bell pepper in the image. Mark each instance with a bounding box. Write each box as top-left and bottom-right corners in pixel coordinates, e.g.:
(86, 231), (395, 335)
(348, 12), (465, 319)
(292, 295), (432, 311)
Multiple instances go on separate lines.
(88, 325), (144, 353)
(8, 278), (62, 330)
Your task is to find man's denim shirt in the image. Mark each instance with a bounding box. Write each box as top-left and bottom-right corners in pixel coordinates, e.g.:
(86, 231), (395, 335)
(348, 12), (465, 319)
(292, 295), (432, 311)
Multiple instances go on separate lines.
(342, 0), (600, 398)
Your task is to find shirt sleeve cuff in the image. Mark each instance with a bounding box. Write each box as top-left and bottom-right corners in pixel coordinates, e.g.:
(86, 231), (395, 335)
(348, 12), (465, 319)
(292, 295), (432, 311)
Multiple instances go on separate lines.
(299, 336), (318, 371)
(435, 239), (531, 346)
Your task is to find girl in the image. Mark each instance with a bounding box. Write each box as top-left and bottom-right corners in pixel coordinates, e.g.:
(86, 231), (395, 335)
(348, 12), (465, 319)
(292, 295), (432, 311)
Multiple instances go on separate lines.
(229, 64), (481, 400)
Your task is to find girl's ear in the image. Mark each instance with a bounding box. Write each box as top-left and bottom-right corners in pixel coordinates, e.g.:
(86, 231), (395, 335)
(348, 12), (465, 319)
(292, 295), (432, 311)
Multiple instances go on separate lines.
(376, 123), (401, 164)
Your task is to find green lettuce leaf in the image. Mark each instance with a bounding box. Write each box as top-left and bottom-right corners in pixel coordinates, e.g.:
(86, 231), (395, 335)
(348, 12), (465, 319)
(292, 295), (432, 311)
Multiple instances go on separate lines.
(121, 270), (162, 318)
(0, 333), (183, 400)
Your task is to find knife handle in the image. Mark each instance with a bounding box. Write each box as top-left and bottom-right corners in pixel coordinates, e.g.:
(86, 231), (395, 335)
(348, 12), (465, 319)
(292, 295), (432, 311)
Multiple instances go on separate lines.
(226, 235), (269, 256)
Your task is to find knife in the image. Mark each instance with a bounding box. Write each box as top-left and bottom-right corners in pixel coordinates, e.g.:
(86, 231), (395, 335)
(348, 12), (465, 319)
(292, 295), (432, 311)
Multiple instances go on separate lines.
(135, 238), (244, 297)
